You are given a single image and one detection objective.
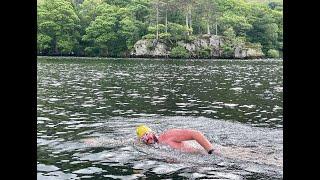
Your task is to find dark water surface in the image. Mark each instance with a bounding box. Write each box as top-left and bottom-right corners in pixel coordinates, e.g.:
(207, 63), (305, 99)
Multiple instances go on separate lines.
(37, 57), (283, 179)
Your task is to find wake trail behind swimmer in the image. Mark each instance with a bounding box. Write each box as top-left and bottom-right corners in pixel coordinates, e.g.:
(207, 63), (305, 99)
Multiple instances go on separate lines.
(83, 137), (134, 148)
(82, 137), (281, 167)
(82, 125), (282, 167)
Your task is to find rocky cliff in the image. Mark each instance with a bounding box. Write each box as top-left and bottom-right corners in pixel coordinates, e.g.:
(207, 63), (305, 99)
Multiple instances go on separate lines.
(131, 39), (170, 57)
(131, 35), (264, 59)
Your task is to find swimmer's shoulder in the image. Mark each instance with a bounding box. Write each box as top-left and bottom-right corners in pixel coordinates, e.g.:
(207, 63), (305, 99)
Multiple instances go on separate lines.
(159, 128), (189, 140)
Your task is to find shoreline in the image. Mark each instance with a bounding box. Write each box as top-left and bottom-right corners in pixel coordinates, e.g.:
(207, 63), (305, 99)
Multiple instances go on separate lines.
(37, 56), (283, 61)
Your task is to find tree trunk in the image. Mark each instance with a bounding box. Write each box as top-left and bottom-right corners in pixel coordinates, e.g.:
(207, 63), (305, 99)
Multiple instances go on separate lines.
(207, 22), (210, 35)
(215, 23), (217, 35)
(165, 8), (168, 34)
(54, 43), (58, 54)
(186, 7), (189, 36)
(156, 2), (159, 40)
(189, 9), (192, 35)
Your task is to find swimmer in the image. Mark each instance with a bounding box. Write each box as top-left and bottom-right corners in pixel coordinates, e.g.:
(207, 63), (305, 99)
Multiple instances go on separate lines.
(136, 125), (215, 154)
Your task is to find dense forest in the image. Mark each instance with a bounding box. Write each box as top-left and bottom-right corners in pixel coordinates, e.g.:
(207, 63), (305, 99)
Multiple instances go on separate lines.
(37, 0), (283, 58)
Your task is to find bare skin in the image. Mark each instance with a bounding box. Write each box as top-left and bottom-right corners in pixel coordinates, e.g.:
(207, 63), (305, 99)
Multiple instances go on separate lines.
(143, 129), (214, 154)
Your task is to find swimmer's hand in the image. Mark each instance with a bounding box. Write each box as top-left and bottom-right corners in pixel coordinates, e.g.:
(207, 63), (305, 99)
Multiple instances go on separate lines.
(208, 148), (221, 156)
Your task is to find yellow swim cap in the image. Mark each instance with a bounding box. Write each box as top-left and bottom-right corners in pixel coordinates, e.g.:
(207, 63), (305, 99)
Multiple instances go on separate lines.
(136, 125), (152, 138)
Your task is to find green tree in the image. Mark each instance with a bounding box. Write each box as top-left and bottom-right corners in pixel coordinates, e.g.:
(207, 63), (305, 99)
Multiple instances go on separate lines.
(218, 12), (252, 36)
(247, 8), (279, 53)
(78, 0), (104, 27)
(104, 0), (132, 7)
(37, 34), (52, 54)
(82, 4), (142, 56)
(120, 17), (143, 50)
(37, 0), (80, 54)
(127, 0), (151, 22)
(221, 27), (245, 57)
(196, 0), (220, 35)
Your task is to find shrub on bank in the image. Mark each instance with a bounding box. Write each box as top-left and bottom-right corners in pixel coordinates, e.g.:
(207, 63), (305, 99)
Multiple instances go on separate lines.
(170, 45), (190, 58)
(196, 47), (212, 58)
(222, 45), (234, 58)
(267, 49), (280, 58)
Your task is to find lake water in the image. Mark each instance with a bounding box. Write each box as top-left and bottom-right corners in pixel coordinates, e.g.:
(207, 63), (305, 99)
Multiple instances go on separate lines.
(37, 57), (283, 179)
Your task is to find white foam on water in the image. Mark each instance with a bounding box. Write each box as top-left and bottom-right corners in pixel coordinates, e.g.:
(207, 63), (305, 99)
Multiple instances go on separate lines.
(37, 164), (60, 172)
(38, 121), (44, 124)
(103, 174), (145, 180)
(38, 117), (51, 121)
(202, 110), (217, 114)
(38, 171), (79, 180)
(175, 102), (188, 106)
(224, 103), (239, 108)
(210, 172), (243, 180)
(273, 105), (283, 111)
(239, 104), (256, 109)
(50, 83), (62, 87)
(106, 86), (122, 89)
(180, 172), (207, 179)
(73, 167), (104, 174)
(151, 164), (186, 174)
(274, 86), (283, 92)
(268, 118), (282, 122)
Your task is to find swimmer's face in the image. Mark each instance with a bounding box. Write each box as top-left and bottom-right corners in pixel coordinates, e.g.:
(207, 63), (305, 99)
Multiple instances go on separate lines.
(141, 132), (156, 145)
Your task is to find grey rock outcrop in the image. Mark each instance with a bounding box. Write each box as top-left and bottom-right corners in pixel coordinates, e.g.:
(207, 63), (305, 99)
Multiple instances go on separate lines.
(131, 39), (169, 57)
(131, 35), (264, 59)
(177, 35), (223, 57)
(234, 44), (264, 59)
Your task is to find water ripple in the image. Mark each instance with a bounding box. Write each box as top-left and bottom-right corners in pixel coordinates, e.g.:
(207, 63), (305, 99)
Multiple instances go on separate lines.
(37, 58), (283, 179)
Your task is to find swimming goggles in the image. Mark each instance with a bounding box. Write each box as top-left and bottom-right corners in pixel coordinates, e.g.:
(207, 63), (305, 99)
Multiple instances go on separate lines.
(140, 133), (150, 143)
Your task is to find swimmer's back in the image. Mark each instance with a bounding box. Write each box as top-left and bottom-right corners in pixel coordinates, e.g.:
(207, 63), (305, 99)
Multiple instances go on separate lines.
(158, 129), (198, 143)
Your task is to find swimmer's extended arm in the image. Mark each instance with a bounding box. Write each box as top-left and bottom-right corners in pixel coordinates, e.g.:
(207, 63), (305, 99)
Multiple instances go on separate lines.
(165, 141), (203, 153)
(166, 129), (214, 152)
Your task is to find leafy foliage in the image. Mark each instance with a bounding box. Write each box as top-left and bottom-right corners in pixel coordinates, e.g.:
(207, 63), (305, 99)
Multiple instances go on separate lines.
(267, 49), (280, 58)
(82, 4), (142, 56)
(37, 0), (80, 55)
(37, 0), (283, 57)
(170, 45), (190, 58)
(196, 47), (212, 58)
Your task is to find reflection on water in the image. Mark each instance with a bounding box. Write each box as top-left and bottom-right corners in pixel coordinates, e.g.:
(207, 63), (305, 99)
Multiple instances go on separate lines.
(37, 57), (283, 179)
